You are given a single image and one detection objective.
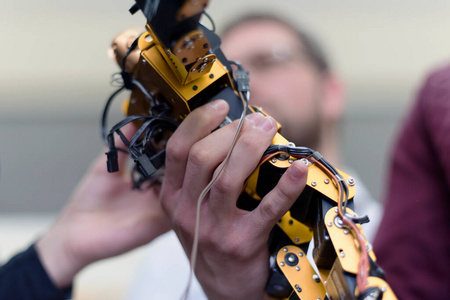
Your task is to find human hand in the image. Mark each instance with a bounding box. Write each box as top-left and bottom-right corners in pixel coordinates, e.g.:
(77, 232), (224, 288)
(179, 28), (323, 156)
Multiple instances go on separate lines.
(160, 100), (308, 300)
(36, 125), (171, 289)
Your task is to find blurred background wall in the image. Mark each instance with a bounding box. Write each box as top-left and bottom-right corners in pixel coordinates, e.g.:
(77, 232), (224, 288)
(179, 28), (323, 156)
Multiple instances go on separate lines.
(1, 0), (449, 299)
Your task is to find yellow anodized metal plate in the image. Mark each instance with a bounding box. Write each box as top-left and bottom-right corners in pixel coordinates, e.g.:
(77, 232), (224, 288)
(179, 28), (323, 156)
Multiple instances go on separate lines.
(324, 207), (375, 274)
(276, 245), (326, 300)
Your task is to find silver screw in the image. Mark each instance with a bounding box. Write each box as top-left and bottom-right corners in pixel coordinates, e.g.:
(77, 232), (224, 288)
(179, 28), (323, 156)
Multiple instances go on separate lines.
(382, 286), (388, 292)
(283, 248), (288, 252)
(271, 158), (277, 163)
(344, 229), (350, 235)
(334, 207), (339, 213)
(288, 158), (294, 164)
(280, 262), (285, 267)
(313, 274), (321, 283)
(300, 158), (309, 165)
(347, 177), (355, 186)
(296, 266), (300, 271)
(294, 238), (300, 243)
(299, 252), (304, 257)
(340, 250), (345, 258)
(311, 181), (317, 187)
(324, 179), (330, 184)
(327, 222), (333, 227)
(295, 285), (302, 293)
(334, 216), (344, 228)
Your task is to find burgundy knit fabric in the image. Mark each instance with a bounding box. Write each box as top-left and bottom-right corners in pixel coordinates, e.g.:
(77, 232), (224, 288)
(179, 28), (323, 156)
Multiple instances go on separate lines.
(373, 64), (450, 299)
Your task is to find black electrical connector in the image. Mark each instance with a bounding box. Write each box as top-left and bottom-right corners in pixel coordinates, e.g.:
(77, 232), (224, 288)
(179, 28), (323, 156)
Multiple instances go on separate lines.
(235, 68), (250, 93)
(106, 134), (119, 173)
(106, 149), (119, 173)
(135, 154), (157, 178)
(129, 3), (139, 15)
(134, 149), (166, 178)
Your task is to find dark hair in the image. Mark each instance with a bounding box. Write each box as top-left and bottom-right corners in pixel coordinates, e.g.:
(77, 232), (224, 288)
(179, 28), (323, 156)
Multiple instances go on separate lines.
(221, 13), (330, 73)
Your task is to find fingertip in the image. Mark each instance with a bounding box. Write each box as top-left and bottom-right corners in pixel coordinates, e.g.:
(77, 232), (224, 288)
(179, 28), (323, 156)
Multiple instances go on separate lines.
(208, 99), (229, 111)
(288, 160), (308, 181)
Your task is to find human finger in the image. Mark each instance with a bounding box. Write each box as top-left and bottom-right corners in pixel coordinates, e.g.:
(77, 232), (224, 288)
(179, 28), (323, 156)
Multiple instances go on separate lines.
(179, 114), (252, 207)
(162, 100), (229, 199)
(249, 160), (308, 235)
(206, 113), (278, 214)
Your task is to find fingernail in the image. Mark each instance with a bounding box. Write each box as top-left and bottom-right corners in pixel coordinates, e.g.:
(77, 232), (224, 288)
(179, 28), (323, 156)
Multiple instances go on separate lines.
(209, 99), (227, 110)
(289, 162), (306, 180)
(246, 113), (275, 131)
(245, 112), (260, 124)
(257, 116), (275, 131)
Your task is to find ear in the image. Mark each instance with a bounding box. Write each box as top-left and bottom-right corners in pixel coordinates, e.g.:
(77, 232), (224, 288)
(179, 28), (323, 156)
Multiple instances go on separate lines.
(321, 73), (346, 123)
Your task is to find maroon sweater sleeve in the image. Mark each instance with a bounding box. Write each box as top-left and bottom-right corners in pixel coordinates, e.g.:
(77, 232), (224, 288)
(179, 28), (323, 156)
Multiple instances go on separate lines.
(373, 65), (450, 299)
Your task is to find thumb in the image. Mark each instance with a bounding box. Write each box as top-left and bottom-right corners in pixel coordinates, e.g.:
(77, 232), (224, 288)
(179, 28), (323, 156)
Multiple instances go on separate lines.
(249, 160), (308, 235)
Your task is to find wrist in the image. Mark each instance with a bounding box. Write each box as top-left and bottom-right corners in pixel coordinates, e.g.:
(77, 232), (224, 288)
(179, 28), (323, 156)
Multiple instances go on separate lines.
(35, 226), (85, 289)
(199, 260), (269, 300)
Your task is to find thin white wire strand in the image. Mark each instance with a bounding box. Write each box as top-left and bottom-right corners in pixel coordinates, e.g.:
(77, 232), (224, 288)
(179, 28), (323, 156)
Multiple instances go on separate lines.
(180, 91), (249, 300)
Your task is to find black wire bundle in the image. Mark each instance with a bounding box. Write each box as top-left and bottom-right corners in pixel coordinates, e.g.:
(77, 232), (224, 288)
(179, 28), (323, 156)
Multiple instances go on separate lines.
(263, 144), (369, 224)
(101, 34), (179, 188)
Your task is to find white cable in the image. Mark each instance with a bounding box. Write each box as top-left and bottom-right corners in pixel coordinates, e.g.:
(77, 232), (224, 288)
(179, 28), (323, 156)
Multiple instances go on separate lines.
(180, 91), (249, 300)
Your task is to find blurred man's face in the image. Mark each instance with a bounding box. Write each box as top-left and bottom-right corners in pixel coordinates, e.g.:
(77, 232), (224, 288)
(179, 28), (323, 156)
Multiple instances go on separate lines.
(221, 20), (325, 148)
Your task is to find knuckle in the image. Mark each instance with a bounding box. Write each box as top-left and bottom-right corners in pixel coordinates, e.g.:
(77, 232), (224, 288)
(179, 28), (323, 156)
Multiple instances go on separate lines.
(239, 135), (258, 150)
(220, 241), (245, 259)
(165, 138), (187, 162)
(172, 209), (193, 237)
(188, 143), (212, 167)
(206, 233), (245, 260)
(259, 200), (280, 223)
(213, 170), (240, 194)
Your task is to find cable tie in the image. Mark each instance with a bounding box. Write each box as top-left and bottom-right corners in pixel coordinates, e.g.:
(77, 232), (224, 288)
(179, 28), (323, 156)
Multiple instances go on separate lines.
(278, 144), (288, 153)
(310, 150), (323, 161)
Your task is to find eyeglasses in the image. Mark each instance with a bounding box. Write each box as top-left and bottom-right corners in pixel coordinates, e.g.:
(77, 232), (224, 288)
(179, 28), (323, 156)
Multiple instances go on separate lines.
(236, 44), (305, 74)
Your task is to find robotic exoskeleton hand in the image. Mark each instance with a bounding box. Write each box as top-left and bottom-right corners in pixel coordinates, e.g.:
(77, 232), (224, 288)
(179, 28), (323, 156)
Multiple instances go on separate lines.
(103, 1), (397, 299)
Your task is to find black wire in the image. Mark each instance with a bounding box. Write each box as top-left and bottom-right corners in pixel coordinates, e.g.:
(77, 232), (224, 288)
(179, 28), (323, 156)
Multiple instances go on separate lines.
(121, 33), (142, 70)
(262, 145), (355, 218)
(132, 79), (158, 107)
(202, 11), (216, 32)
(102, 85), (126, 146)
(129, 118), (157, 150)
